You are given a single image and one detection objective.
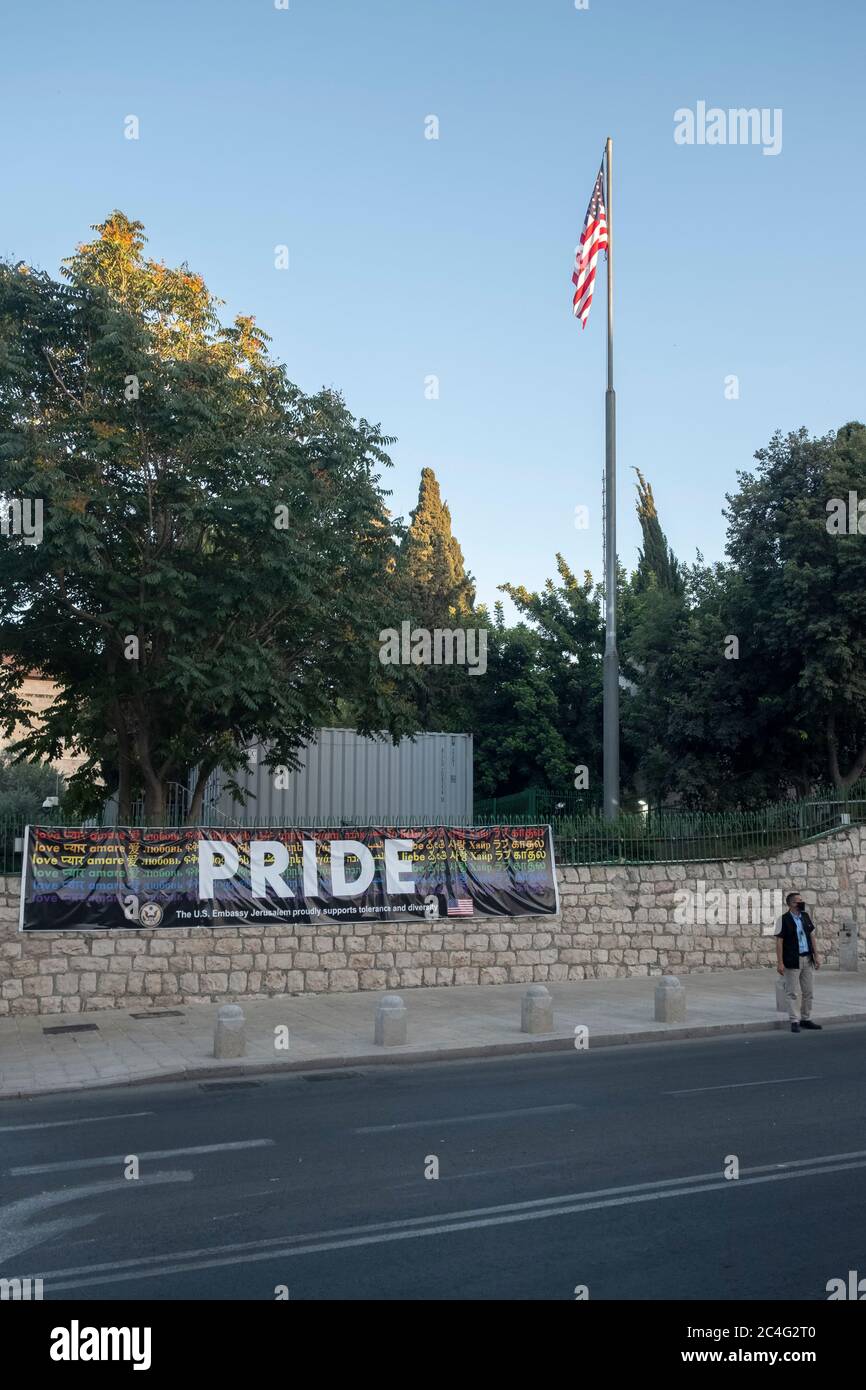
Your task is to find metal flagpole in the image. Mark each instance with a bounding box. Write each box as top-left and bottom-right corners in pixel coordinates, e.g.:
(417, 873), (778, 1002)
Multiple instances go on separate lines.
(602, 135), (620, 820)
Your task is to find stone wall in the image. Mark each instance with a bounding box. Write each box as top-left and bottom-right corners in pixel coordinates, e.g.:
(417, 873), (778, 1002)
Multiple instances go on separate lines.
(1, 827), (863, 1016)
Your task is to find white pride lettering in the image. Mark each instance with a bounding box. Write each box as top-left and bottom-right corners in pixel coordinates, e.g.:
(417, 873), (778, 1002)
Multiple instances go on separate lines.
(198, 837), (417, 899)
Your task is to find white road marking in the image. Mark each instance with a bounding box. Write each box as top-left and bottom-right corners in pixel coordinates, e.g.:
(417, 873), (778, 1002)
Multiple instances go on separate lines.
(355, 1103), (578, 1133)
(0, 1111), (153, 1133)
(665, 1076), (820, 1095)
(393, 1157), (576, 1186)
(18, 1148), (866, 1292)
(9, 1138), (273, 1176)
(0, 1171), (193, 1264)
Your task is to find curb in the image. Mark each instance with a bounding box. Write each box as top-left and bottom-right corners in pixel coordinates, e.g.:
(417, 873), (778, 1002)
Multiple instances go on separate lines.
(4, 1010), (866, 1101)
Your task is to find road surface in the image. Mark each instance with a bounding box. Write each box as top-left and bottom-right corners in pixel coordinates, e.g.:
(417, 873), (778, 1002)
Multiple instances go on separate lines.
(2, 1025), (865, 1300)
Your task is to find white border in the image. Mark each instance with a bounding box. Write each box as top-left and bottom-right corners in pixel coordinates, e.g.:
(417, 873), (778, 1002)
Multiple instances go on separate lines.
(17, 823), (30, 932)
(547, 822), (561, 915)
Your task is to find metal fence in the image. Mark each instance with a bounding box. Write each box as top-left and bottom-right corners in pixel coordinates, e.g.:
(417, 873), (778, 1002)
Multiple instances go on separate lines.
(2, 790), (865, 875)
(475, 787), (605, 820)
(0, 814), (27, 875)
(552, 797), (866, 866)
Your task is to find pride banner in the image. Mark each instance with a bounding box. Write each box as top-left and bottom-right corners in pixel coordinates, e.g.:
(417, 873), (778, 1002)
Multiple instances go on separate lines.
(20, 824), (559, 930)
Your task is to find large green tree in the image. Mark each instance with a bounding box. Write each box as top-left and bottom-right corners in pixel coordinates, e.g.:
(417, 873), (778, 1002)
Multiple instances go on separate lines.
(723, 422), (866, 795)
(620, 424), (866, 807)
(0, 213), (414, 822)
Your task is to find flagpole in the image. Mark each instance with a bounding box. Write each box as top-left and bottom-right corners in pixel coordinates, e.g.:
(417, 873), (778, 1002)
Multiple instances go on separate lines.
(603, 134), (620, 820)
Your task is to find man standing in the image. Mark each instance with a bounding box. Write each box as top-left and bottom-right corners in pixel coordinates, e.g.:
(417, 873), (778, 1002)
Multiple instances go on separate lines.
(775, 891), (822, 1033)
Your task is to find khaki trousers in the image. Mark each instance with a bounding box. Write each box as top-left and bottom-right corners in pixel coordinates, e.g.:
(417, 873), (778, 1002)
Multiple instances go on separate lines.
(783, 958), (814, 1022)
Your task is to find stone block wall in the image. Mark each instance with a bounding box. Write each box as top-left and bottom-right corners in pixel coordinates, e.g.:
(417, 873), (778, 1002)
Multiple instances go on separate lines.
(1, 826), (863, 1016)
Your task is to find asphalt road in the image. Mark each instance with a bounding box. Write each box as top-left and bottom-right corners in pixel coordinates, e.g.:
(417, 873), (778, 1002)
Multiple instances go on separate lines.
(2, 1025), (866, 1300)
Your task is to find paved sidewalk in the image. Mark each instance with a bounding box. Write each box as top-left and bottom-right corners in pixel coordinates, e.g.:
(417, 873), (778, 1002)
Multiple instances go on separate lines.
(2, 968), (866, 1099)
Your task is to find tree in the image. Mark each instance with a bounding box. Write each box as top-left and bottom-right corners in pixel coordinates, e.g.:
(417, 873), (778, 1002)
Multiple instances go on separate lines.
(620, 470), (690, 803)
(499, 556), (609, 799)
(724, 423), (866, 795)
(0, 213), (414, 823)
(396, 467), (475, 625)
(391, 466), (479, 731)
(620, 425), (866, 808)
(630, 468), (684, 597)
(0, 752), (63, 821)
(469, 604), (571, 797)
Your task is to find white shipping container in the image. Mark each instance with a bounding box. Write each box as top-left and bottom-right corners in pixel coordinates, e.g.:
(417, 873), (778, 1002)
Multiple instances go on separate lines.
(202, 728), (473, 826)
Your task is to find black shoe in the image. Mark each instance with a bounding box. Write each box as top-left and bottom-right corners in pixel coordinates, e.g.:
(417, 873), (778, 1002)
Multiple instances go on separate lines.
(800, 1020), (822, 1030)
(791, 1022), (801, 1033)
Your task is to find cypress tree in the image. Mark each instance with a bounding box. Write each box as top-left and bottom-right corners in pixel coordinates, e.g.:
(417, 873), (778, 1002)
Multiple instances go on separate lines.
(398, 467), (475, 624)
(632, 468), (684, 596)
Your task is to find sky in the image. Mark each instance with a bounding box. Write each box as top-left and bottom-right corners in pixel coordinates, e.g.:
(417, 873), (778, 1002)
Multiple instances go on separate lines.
(2, 0), (864, 614)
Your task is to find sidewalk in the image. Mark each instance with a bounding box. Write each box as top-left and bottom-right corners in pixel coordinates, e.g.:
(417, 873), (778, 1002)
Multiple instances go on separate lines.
(2, 968), (866, 1099)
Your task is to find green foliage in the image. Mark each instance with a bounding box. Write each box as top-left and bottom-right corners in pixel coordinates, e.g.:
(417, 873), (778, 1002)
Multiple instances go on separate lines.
(482, 427), (866, 811)
(631, 468), (684, 596)
(0, 753), (62, 821)
(0, 213), (414, 822)
(469, 606), (572, 797)
(477, 560), (608, 798)
(396, 466), (475, 623)
(723, 422), (866, 794)
(621, 424), (866, 807)
(2, 216), (862, 819)
(389, 466), (479, 731)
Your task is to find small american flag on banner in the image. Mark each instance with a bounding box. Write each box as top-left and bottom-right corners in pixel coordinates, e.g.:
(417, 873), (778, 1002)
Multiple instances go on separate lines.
(447, 898), (474, 916)
(572, 164), (608, 328)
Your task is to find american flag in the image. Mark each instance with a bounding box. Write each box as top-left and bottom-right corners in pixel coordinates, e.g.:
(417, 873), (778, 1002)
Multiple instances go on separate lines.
(447, 898), (474, 917)
(572, 165), (608, 328)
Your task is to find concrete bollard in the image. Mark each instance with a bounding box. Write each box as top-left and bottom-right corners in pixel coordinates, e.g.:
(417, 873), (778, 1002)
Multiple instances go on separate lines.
(375, 994), (408, 1046)
(521, 984), (554, 1034)
(839, 920), (859, 972)
(654, 975), (686, 1024)
(214, 1003), (245, 1059)
(775, 975), (789, 1012)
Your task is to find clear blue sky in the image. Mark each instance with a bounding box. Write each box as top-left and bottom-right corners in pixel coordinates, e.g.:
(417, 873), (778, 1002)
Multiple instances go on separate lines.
(2, 0), (863, 613)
